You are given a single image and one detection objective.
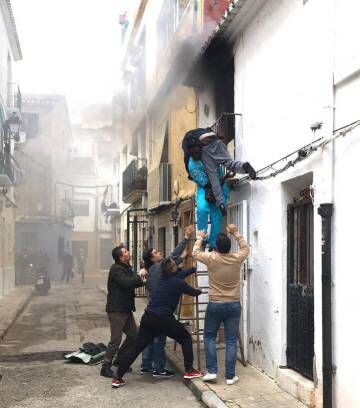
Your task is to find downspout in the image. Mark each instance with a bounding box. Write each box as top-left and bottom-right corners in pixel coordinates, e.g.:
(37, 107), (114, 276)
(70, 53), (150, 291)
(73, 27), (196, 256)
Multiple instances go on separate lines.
(318, 203), (334, 408)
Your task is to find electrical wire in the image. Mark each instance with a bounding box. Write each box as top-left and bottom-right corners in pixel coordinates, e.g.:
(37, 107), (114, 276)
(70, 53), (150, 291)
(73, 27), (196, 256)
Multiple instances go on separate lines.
(235, 119), (360, 184)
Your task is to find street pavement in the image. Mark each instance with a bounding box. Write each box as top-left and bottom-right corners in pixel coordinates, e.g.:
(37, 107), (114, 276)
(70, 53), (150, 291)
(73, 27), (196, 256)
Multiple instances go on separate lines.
(0, 283), (202, 408)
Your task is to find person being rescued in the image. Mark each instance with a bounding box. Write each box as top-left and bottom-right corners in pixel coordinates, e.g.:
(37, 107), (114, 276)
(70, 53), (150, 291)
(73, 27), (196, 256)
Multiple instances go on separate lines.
(187, 147), (230, 251)
(183, 127), (257, 216)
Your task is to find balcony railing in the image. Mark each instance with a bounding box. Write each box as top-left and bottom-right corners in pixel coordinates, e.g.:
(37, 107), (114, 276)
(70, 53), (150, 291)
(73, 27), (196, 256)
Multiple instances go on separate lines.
(122, 158), (147, 203)
(7, 83), (22, 111)
(148, 163), (172, 210)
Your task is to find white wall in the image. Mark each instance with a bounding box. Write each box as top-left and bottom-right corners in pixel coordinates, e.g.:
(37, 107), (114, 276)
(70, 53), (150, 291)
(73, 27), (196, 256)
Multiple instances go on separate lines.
(232, 0), (334, 401)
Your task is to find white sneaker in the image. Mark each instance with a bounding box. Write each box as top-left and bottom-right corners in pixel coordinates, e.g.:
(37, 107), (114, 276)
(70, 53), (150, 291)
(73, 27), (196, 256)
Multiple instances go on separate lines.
(202, 373), (217, 382)
(226, 376), (239, 385)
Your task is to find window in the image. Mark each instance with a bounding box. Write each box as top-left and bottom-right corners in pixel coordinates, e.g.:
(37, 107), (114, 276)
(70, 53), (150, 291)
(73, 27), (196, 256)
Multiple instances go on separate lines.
(158, 227), (166, 257)
(22, 113), (39, 139)
(73, 200), (90, 216)
(71, 157), (95, 175)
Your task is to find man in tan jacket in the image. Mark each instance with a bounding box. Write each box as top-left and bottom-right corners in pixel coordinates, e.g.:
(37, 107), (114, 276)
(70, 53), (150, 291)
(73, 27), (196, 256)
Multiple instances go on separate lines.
(192, 224), (249, 385)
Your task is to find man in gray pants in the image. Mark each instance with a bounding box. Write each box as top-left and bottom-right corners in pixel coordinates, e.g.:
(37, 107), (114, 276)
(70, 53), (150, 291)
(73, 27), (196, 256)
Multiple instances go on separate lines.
(183, 128), (257, 216)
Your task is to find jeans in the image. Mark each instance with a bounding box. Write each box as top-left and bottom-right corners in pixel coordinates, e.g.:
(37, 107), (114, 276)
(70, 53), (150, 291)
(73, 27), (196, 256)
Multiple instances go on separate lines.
(116, 311), (194, 378)
(141, 335), (167, 372)
(103, 312), (138, 365)
(204, 301), (241, 379)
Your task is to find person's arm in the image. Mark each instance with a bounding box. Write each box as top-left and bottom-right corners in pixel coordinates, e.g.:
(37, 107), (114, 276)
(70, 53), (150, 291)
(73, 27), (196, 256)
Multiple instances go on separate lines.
(226, 224), (249, 263)
(192, 233), (212, 265)
(176, 267), (196, 280)
(113, 268), (144, 289)
(180, 281), (202, 297)
(170, 225), (195, 264)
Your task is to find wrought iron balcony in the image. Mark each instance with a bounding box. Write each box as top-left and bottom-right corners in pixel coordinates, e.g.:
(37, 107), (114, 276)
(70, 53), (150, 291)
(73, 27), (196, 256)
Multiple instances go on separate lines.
(122, 158), (147, 203)
(7, 83), (22, 111)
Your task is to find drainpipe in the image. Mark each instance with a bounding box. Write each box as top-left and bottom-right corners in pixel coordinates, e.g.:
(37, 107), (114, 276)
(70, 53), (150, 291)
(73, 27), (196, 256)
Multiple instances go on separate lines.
(318, 203), (334, 408)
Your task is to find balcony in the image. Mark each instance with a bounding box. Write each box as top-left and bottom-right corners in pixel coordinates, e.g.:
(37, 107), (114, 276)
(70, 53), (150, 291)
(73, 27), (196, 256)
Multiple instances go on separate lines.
(148, 163), (172, 210)
(7, 83), (22, 111)
(122, 158), (147, 203)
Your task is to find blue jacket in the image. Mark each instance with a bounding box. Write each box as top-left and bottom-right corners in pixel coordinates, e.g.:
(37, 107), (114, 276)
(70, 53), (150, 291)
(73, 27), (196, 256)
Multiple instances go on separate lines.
(147, 267), (200, 316)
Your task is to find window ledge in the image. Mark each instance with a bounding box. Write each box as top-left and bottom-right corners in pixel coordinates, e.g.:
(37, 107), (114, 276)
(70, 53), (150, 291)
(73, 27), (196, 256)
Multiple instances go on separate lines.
(276, 368), (315, 406)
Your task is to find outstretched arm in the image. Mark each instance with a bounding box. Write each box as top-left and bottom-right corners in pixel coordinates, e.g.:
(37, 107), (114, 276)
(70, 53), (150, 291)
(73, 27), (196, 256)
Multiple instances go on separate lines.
(176, 267), (196, 280)
(226, 224), (249, 262)
(170, 225), (195, 264)
(192, 232), (212, 265)
(181, 281), (202, 297)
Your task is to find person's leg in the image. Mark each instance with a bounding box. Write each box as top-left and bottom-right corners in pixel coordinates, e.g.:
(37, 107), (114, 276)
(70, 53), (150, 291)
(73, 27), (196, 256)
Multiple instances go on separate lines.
(152, 335), (167, 372)
(115, 312), (138, 360)
(204, 302), (223, 375)
(161, 316), (194, 372)
(206, 139), (245, 174)
(196, 189), (210, 247)
(103, 312), (127, 365)
(141, 341), (154, 371)
(208, 204), (223, 249)
(223, 302), (241, 380)
(201, 149), (225, 207)
(116, 312), (159, 378)
(66, 269), (70, 284)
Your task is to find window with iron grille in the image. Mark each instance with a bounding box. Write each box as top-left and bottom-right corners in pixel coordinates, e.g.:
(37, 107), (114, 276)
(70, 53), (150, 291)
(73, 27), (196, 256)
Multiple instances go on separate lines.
(73, 200), (90, 217)
(158, 227), (166, 257)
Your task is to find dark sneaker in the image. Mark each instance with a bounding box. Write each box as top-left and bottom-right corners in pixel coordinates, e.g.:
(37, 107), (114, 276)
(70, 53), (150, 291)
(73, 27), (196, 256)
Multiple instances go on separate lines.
(100, 364), (115, 378)
(183, 369), (203, 379)
(140, 368), (154, 375)
(112, 377), (125, 388)
(153, 369), (175, 378)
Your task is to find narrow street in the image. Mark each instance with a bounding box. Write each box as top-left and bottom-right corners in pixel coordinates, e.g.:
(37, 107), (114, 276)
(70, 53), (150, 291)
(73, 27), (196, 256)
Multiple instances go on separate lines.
(0, 284), (202, 408)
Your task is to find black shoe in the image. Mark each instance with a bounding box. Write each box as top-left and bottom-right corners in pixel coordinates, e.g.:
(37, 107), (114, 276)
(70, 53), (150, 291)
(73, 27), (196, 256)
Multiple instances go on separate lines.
(153, 369), (175, 378)
(242, 162), (257, 180)
(140, 367), (154, 375)
(219, 204), (227, 217)
(100, 364), (115, 378)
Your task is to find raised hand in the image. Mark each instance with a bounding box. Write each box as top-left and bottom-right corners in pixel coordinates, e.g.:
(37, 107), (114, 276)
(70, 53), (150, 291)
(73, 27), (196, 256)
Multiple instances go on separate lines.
(226, 224), (238, 235)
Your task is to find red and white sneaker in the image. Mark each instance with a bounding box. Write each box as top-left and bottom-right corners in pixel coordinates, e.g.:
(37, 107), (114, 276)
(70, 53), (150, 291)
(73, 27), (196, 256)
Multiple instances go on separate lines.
(183, 369), (203, 379)
(112, 378), (125, 388)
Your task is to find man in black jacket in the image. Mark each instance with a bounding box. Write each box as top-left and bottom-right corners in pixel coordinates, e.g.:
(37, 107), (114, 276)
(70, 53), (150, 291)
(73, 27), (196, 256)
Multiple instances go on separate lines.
(100, 245), (146, 378)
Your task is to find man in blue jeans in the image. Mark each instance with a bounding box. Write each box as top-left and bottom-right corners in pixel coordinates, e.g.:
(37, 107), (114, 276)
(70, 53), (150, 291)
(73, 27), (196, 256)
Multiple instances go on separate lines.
(141, 224), (195, 378)
(193, 224), (249, 385)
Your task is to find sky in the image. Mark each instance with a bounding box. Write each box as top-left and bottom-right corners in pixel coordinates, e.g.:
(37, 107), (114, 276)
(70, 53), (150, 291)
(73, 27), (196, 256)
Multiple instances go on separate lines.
(11, 0), (132, 122)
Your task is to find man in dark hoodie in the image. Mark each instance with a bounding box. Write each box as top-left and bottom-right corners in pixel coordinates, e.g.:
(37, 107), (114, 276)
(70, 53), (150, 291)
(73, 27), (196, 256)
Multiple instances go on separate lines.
(140, 224), (195, 378)
(100, 245), (146, 378)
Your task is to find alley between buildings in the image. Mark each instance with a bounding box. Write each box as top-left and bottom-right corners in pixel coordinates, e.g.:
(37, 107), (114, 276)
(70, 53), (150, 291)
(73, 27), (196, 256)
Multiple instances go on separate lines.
(0, 282), (201, 408)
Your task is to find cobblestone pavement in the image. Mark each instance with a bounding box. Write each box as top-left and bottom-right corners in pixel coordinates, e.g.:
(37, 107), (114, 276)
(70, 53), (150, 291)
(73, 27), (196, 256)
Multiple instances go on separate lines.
(0, 283), (202, 408)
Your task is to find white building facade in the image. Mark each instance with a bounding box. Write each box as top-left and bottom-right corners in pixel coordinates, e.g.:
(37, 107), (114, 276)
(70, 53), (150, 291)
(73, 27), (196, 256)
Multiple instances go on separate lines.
(195, 0), (360, 407)
(0, 0), (21, 298)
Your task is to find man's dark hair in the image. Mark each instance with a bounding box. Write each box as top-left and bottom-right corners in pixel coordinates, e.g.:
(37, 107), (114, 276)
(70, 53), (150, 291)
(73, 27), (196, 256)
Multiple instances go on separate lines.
(216, 233), (231, 254)
(112, 245), (125, 263)
(160, 257), (175, 276)
(143, 248), (154, 270)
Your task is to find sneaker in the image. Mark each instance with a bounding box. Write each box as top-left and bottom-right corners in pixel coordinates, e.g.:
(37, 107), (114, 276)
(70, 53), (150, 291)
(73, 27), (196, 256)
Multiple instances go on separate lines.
(153, 369), (175, 378)
(226, 376), (239, 385)
(112, 377), (126, 388)
(183, 369), (203, 379)
(100, 364), (115, 378)
(140, 368), (154, 375)
(202, 373), (217, 382)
